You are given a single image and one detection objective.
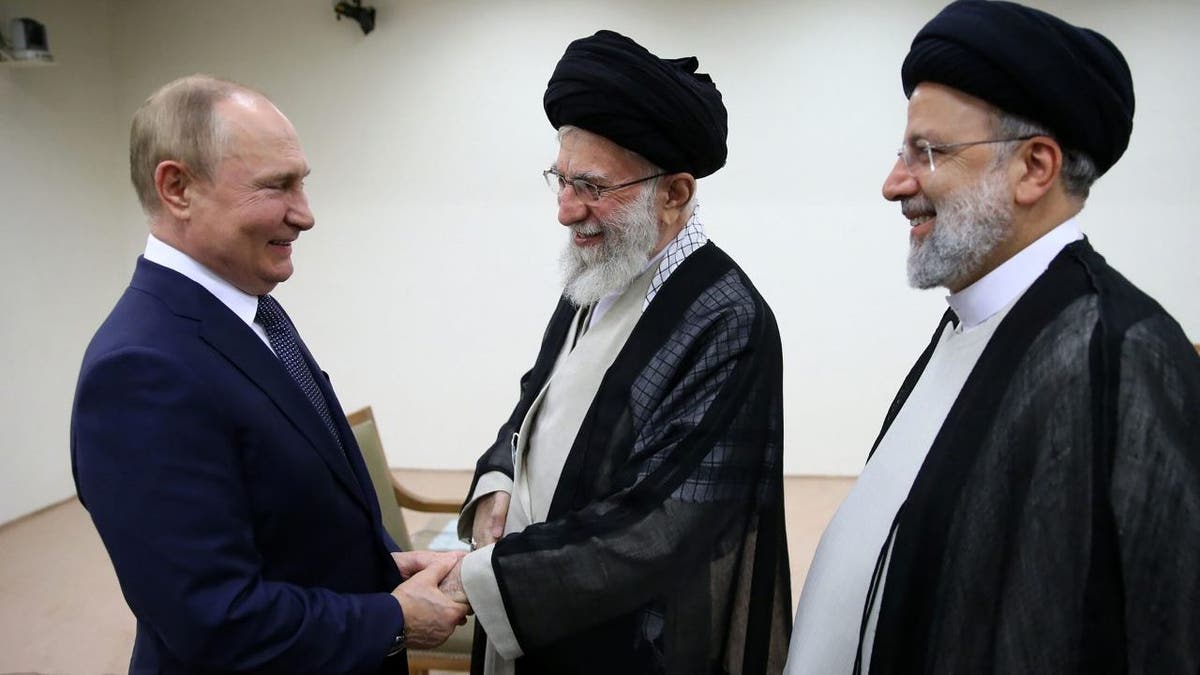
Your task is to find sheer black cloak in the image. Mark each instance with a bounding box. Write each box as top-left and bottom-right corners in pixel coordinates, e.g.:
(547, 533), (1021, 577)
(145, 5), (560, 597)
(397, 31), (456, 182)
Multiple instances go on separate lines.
(864, 240), (1200, 674)
(465, 243), (791, 675)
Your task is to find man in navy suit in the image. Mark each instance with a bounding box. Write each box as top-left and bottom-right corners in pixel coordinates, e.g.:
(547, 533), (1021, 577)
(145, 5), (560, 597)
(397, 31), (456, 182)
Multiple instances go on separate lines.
(71, 74), (468, 674)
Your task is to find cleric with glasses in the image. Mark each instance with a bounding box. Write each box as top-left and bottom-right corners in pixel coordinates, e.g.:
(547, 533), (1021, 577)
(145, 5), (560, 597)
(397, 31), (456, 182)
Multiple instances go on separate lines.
(786, 2), (1200, 673)
(443, 28), (792, 675)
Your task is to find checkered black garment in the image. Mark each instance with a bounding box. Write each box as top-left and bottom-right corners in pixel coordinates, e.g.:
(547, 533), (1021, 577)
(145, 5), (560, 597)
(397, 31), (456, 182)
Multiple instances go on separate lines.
(632, 267), (778, 504)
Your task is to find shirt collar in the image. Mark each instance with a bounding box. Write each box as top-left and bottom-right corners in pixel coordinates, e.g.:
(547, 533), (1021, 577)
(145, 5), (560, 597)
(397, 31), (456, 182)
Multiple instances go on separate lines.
(645, 213), (708, 310)
(144, 234), (262, 327)
(947, 217), (1083, 331)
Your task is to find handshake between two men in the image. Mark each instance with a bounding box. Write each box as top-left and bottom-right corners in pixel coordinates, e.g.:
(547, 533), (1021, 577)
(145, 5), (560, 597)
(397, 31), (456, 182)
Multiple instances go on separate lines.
(391, 549), (472, 649)
(390, 489), (510, 650)
(394, 489), (511, 650)
(71, 28), (795, 669)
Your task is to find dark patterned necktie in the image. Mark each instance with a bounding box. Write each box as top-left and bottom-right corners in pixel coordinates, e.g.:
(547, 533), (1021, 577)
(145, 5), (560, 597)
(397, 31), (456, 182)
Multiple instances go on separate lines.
(255, 295), (344, 451)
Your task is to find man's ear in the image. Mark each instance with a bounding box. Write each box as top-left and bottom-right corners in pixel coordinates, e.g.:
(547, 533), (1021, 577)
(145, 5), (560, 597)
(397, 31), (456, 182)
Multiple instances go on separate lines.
(663, 173), (696, 211)
(1013, 137), (1062, 206)
(154, 160), (195, 220)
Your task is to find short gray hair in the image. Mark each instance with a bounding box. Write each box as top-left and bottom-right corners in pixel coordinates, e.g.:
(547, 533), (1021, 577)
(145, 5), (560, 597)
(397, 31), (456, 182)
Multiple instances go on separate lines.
(990, 110), (1099, 200)
(129, 74), (256, 214)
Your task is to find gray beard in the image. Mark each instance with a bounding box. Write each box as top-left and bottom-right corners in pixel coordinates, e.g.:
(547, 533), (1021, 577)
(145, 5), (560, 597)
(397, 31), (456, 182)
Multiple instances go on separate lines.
(558, 184), (660, 307)
(906, 167), (1013, 290)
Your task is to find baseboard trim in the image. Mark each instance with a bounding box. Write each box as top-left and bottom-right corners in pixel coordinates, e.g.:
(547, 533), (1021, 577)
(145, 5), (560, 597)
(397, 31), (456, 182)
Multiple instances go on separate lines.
(0, 495), (77, 532)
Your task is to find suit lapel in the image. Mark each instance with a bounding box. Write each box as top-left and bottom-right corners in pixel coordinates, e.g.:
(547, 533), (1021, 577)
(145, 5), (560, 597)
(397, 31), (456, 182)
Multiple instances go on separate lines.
(291, 327), (380, 514)
(131, 258), (368, 511)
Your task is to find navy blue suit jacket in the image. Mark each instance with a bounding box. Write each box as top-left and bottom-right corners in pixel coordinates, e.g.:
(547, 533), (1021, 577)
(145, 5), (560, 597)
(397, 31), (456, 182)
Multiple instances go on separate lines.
(71, 257), (407, 674)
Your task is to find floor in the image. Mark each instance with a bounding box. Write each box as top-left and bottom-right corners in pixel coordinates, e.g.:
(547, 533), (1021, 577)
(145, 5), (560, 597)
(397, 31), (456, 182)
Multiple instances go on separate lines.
(0, 470), (852, 675)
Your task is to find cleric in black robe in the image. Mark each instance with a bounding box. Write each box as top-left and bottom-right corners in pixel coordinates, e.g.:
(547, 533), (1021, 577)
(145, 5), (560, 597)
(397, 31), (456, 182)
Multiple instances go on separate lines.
(787, 2), (1200, 674)
(437, 30), (791, 675)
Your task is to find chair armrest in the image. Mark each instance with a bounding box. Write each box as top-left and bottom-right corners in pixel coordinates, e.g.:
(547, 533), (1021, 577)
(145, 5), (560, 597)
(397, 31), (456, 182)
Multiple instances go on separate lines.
(388, 470), (462, 513)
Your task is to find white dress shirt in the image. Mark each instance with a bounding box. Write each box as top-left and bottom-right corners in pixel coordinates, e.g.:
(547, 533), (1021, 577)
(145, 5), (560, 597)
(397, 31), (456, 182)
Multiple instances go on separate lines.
(143, 234), (273, 353)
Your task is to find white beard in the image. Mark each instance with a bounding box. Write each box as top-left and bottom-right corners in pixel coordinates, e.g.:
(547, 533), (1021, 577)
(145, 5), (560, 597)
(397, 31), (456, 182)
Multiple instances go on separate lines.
(905, 167), (1013, 290)
(558, 184), (660, 307)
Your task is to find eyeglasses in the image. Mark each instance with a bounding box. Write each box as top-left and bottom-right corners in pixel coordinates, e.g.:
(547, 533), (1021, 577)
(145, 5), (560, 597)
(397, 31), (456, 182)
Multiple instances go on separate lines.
(897, 135), (1039, 174)
(543, 168), (667, 203)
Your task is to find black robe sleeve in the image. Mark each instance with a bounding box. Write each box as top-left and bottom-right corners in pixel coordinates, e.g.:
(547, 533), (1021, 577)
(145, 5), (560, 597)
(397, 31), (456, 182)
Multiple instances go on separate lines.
(1109, 317), (1200, 672)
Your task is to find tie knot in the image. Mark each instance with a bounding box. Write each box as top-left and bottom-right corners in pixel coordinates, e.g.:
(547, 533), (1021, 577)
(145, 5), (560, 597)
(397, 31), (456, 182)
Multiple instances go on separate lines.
(256, 294), (286, 330)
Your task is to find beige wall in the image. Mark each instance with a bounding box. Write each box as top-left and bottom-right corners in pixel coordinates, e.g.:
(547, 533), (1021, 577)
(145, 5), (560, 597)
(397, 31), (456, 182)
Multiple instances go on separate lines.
(3, 0), (1198, 523)
(0, 0), (129, 525)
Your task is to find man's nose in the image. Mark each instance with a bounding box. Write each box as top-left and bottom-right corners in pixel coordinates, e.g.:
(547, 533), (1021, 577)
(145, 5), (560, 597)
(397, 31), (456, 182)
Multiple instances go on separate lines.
(557, 189), (588, 226)
(882, 157), (919, 202)
(288, 189), (315, 230)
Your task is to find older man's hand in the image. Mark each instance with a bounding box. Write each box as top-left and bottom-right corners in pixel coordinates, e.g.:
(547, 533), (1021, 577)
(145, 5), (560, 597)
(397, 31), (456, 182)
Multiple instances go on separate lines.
(438, 557), (470, 607)
(390, 554), (470, 649)
(472, 490), (510, 549)
(392, 550), (464, 579)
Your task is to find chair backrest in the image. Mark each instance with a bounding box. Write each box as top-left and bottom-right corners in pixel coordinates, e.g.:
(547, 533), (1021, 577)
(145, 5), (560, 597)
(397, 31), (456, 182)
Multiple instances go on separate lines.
(347, 406), (413, 550)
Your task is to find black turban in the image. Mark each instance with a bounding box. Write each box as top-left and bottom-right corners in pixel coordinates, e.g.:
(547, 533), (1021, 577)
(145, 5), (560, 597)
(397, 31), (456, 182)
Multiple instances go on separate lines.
(902, 0), (1135, 175)
(544, 30), (728, 179)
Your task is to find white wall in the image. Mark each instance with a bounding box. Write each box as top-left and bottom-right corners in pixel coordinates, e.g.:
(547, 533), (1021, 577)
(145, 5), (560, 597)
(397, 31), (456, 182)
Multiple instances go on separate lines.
(3, 0), (1198, 521)
(0, 0), (129, 525)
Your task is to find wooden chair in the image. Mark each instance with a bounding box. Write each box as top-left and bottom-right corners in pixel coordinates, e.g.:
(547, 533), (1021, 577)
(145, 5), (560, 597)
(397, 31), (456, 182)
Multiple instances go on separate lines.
(347, 406), (472, 675)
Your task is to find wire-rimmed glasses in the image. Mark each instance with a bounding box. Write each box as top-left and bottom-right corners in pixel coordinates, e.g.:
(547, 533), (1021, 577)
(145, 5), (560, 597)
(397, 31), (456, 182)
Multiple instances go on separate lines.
(543, 168), (667, 203)
(897, 135), (1040, 174)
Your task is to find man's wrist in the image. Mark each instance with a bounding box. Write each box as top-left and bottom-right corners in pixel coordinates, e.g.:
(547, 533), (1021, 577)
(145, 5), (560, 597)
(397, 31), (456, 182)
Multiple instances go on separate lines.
(386, 594), (407, 657)
(386, 625), (406, 656)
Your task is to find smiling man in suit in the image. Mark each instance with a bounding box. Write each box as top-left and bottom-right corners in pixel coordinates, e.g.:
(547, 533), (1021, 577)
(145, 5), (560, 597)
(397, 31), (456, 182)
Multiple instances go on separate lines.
(71, 74), (467, 674)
